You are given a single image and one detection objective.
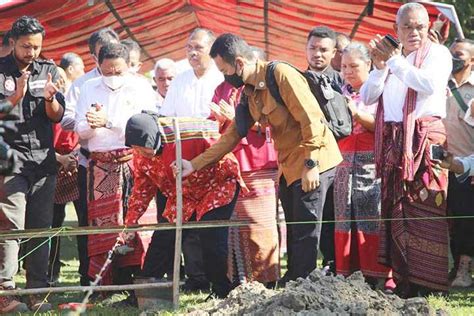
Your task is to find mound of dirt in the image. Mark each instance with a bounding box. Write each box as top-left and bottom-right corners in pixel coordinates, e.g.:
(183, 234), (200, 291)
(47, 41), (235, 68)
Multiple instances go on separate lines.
(190, 270), (433, 315)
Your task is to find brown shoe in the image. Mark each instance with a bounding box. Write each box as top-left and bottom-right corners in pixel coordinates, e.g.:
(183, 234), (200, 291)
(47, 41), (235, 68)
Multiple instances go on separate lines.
(26, 294), (52, 312)
(0, 286), (29, 314)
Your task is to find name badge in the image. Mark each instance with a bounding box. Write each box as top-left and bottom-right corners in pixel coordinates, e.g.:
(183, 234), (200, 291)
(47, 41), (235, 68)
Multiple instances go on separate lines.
(29, 80), (46, 90)
(265, 126), (271, 143)
(4, 79), (15, 92)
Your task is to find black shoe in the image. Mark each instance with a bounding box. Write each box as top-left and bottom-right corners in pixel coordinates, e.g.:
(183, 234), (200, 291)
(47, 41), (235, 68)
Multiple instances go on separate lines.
(276, 273), (292, 289)
(204, 291), (219, 302)
(321, 260), (336, 276)
(110, 293), (138, 308)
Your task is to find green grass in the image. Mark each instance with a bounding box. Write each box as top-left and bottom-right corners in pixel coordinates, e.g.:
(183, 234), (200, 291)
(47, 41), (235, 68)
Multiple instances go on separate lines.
(11, 205), (474, 315)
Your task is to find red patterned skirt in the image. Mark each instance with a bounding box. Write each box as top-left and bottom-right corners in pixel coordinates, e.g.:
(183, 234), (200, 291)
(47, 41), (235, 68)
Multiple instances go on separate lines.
(334, 132), (390, 278)
(378, 119), (449, 292)
(87, 149), (146, 285)
(227, 169), (280, 283)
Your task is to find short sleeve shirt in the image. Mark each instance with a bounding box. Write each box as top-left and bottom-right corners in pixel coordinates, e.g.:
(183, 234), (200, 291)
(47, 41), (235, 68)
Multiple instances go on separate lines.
(0, 53), (65, 176)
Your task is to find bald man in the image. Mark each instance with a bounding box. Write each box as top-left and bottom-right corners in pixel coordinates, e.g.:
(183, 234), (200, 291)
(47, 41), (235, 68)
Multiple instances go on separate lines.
(361, 2), (452, 297)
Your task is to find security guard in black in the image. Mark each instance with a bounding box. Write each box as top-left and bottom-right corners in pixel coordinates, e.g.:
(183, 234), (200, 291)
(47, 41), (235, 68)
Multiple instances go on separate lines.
(0, 53), (65, 176)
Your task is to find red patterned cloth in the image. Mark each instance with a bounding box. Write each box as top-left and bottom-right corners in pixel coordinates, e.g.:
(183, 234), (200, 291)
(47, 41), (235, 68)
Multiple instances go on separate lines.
(126, 146), (240, 225)
(53, 123), (79, 155)
(53, 123), (79, 204)
(378, 118), (448, 293)
(87, 149), (146, 285)
(54, 171), (79, 204)
(334, 89), (390, 279)
(227, 169), (280, 283)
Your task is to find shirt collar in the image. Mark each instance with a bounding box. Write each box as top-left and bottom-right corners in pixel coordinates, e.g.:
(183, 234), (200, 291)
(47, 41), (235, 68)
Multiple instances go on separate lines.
(245, 59), (267, 91)
(3, 53), (43, 75)
(450, 72), (474, 87)
(3, 54), (20, 75)
(31, 59), (41, 75)
(467, 72), (474, 85)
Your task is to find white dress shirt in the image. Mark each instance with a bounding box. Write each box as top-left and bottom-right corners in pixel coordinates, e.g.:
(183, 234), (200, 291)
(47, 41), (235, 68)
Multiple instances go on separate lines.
(61, 68), (101, 166)
(360, 43), (452, 122)
(156, 92), (164, 110)
(75, 75), (157, 152)
(159, 63), (223, 118)
(455, 155), (474, 182)
(62, 67), (101, 130)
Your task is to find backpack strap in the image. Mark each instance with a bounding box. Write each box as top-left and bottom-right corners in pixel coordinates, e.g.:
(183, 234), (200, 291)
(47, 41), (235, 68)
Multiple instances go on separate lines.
(265, 61), (286, 106)
(448, 79), (469, 113)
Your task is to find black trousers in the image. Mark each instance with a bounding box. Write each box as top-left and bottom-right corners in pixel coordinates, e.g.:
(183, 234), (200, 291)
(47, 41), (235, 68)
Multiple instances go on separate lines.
(141, 185), (239, 297)
(320, 183), (335, 269)
(48, 199), (80, 280)
(448, 172), (474, 259)
(279, 168), (336, 280)
(76, 165), (91, 286)
(141, 191), (206, 283)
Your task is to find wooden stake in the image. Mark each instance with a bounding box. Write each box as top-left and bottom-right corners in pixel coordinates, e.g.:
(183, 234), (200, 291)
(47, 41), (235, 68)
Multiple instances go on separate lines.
(172, 118), (183, 309)
(0, 282), (178, 296)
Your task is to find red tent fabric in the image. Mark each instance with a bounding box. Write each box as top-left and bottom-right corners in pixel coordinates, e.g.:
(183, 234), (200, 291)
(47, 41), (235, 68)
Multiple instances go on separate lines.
(0, 0), (440, 72)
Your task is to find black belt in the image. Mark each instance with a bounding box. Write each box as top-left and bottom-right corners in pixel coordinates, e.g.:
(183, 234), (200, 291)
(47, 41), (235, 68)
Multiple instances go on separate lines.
(79, 147), (90, 159)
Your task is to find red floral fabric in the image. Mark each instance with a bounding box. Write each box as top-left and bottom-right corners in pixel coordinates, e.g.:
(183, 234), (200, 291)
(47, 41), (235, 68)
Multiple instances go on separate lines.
(126, 152), (240, 224)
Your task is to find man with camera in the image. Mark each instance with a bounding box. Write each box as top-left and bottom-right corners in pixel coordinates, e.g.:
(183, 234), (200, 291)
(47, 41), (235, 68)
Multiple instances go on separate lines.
(0, 16), (65, 313)
(361, 3), (452, 297)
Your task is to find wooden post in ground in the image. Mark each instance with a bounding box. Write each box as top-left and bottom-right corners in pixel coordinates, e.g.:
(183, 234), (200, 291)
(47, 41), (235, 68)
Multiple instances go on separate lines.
(172, 118), (183, 309)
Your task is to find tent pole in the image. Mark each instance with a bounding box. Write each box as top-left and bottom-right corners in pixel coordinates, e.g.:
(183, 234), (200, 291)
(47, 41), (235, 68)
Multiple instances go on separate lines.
(104, 0), (155, 63)
(264, 0), (269, 58)
(349, 1), (372, 39)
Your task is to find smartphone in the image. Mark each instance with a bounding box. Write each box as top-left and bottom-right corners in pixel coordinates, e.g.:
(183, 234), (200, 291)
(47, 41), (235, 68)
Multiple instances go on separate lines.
(384, 34), (400, 49)
(430, 144), (446, 161)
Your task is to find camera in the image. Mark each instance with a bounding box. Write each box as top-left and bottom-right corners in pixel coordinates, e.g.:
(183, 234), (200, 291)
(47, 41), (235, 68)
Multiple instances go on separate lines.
(0, 100), (17, 175)
(430, 144), (446, 161)
(384, 34), (400, 49)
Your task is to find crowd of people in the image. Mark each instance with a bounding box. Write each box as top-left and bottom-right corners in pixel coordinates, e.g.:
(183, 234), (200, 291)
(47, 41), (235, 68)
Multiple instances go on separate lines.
(0, 2), (473, 313)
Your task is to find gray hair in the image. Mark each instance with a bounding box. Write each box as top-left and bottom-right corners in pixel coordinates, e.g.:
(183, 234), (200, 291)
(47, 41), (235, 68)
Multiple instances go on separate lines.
(154, 58), (176, 73)
(189, 28), (216, 47)
(396, 3), (428, 24)
(59, 52), (83, 70)
(342, 42), (370, 63)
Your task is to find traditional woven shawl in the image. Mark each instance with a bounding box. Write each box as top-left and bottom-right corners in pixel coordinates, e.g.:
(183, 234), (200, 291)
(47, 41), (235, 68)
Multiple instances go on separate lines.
(374, 41), (432, 180)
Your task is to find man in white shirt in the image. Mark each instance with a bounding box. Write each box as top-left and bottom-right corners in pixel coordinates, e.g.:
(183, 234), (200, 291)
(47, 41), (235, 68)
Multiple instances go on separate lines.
(74, 43), (156, 292)
(159, 28), (223, 117)
(360, 3), (452, 297)
(60, 27), (120, 287)
(154, 58), (177, 109)
(158, 28), (224, 292)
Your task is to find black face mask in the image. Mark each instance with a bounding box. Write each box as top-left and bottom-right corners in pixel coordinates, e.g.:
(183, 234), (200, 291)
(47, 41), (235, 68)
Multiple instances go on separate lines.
(452, 56), (466, 74)
(224, 73), (245, 88)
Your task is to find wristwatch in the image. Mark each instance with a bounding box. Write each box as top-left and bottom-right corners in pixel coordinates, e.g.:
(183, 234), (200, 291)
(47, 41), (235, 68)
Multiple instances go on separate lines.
(105, 120), (113, 129)
(304, 159), (319, 169)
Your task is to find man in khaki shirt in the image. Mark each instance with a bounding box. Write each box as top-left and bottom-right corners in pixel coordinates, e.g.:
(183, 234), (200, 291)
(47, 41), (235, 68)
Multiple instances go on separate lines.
(443, 38), (474, 288)
(178, 33), (342, 285)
